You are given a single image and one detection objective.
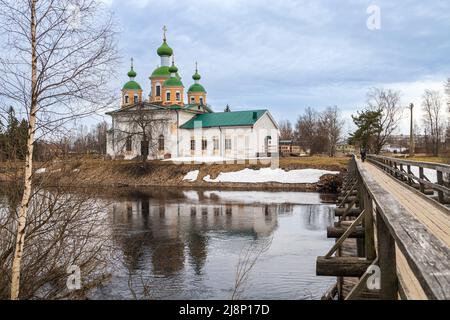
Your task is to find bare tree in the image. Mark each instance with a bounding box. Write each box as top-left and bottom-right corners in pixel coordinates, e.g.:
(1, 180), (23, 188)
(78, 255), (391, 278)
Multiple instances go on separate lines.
(0, 178), (112, 299)
(422, 90), (444, 156)
(278, 120), (293, 140)
(366, 88), (402, 153)
(322, 106), (344, 157)
(113, 105), (170, 163)
(231, 236), (273, 300)
(445, 78), (450, 103)
(0, 0), (118, 299)
(294, 107), (318, 155)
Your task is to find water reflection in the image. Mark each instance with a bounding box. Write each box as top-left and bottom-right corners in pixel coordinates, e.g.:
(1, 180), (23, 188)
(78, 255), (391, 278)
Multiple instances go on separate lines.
(99, 189), (335, 299)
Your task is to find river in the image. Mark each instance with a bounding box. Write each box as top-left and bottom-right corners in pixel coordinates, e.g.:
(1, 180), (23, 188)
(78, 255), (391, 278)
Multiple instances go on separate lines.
(88, 188), (336, 300)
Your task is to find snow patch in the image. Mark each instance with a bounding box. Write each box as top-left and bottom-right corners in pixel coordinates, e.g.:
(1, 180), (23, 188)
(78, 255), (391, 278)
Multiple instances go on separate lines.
(35, 168), (46, 174)
(183, 170), (199, 182)
(203, 168), (339, 184)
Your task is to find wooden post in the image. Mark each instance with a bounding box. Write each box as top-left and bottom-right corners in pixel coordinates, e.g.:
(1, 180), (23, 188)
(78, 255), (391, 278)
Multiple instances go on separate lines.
(419, 167), (425, 193)
(407, 165), (413, 185)
(376, 210), (398, 300)
(437, 170), (444, 204)
(364, 190), (376, 261)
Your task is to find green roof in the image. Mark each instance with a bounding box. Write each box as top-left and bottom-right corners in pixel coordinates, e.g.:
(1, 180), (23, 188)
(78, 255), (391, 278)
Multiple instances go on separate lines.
(180, 110), (267, 129)
(157, 41), (173, 56)
(123, 80), (141, 90)
(188, 83), (206, 93)
(185, 104), (213, 113)
(164, 77), (183, 87)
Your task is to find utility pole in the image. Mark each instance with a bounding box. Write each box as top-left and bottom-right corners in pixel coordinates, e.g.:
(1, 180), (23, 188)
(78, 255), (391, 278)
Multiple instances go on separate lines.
(409, 103), (415, 157)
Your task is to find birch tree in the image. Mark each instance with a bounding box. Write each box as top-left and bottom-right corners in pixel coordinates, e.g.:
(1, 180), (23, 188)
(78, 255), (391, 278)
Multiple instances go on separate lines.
(0, 0), (118, 299)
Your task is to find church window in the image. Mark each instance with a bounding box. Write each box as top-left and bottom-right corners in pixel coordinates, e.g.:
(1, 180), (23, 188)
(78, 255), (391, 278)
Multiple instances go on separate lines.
(190, 96), (195, 103)
(213, 138), (219, 150)
(166, 91), (171, 101)
(124, 95), (129, 104)
(126, 136), (132, 151)
(202, 139), (207, 150)
(176, 91), (181, 101)
(199, 97), (204, 105)
(225, 138), (232, 150)
(134, 95), (138, 103)
(158, 135), (164, 151)
(156, 84), (161, 97)
(190, 139), (195, 151)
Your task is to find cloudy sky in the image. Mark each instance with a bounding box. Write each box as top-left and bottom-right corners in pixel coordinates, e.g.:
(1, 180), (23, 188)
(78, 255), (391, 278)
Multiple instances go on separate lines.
(100, 0), (450, 134)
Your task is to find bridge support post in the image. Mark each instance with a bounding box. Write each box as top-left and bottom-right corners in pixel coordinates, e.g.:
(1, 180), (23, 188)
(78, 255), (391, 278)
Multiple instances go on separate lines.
(376, 210), (398, 300)
(419, 167), (425, 193)
(363, 189), (376, 261)
(437, 171), (444, 204)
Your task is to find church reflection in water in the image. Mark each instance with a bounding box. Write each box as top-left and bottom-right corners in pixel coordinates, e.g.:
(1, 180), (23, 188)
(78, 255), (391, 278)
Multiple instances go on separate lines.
(109, 189), (334, 278)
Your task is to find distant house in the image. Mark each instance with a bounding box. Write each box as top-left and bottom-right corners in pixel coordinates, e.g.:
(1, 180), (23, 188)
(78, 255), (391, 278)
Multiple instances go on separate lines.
(279, 140), (304, 156)
(336, 144), (355, 155)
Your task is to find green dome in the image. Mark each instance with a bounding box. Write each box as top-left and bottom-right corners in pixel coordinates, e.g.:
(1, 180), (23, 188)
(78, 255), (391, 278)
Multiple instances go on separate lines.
(127, 69), (137, 78)
(151, 66), (182, 79)
(188, 83), (206, 93)
(192, 72), (201, 81)
(168, 64), (178, 73)
(164, 77), (183, 87)
(151, 66), (171, 78)
(123, 80), (142, 90)
(157, 41), (173, 57)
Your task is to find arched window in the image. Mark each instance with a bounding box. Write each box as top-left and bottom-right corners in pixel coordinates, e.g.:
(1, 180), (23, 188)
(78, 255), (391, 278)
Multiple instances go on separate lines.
(199, 97), (204, 105)
(155, 84), (161, 97)
(134, 95), (138, 103)
(158, 135), (164, 151)
(190, 96), (195, 103)
(176, 91), (181, 101)
(124, 95), (129, 104)
(166, 91), (171, 101)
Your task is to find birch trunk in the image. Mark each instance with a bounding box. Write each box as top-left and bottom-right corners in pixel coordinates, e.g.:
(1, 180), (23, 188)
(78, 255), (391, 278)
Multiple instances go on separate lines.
(10, 0), (37, 300)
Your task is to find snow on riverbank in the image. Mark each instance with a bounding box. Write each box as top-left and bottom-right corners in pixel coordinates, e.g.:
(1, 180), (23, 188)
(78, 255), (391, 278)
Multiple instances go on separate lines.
(183, 170), (199, 181)
(164, 156), (270, 163)
(202, 168), (339, 184)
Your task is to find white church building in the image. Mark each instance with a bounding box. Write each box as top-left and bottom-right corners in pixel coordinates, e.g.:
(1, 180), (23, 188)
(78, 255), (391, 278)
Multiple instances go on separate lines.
(106, 29), (279, 161)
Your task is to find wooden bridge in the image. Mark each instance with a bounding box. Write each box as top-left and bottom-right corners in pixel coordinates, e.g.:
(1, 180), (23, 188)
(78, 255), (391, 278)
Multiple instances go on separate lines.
(317, 155), (450, 300)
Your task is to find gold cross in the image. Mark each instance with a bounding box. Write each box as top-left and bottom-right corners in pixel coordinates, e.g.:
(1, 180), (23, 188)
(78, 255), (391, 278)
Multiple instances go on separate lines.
(163, 25), (167, 41)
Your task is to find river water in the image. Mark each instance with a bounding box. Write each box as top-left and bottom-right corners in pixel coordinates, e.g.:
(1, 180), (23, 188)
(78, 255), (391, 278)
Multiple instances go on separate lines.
(86, 189), (336, 300)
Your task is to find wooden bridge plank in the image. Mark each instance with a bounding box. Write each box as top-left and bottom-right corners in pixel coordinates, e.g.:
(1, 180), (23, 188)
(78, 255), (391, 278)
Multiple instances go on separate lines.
(356, 160), (450, 300)
(364, 162), (450, 246)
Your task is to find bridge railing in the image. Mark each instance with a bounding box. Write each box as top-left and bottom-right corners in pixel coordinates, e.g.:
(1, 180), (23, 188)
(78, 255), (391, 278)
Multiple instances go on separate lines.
(355, 155), (450, 299)
(317, 155), (450, 300)
(367, 154), (450, 205)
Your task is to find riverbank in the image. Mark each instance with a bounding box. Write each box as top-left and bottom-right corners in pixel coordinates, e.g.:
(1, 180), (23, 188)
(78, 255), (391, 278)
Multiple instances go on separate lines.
(0, 156), (348, 192)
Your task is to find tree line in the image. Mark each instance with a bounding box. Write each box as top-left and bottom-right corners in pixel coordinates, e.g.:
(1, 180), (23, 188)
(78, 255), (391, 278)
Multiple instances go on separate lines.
(0, 106), (108, 162)
(349, 85), (450, 156)
(279, 106), (345, 157)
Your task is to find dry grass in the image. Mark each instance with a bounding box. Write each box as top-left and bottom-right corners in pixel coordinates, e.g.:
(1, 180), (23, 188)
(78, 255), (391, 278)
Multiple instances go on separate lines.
(0, 156), (349, 190)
